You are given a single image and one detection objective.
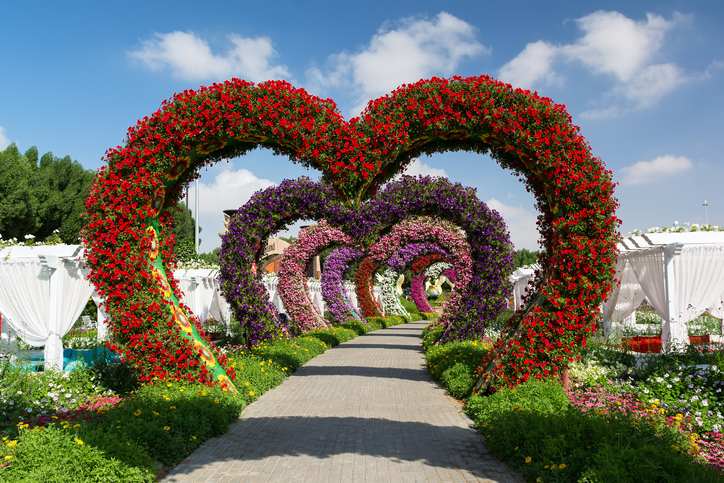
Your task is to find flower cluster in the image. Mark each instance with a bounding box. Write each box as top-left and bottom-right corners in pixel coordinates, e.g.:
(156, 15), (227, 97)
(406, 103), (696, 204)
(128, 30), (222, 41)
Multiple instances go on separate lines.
(425, 261), (453, 281)
(320, 246), (366, 324)
(277, 221), (357, 332)
(220, 178), (336, 346)
(83, 74), (617, 391)
(376, 267), (410, 317)
(362, 216), (474, 333)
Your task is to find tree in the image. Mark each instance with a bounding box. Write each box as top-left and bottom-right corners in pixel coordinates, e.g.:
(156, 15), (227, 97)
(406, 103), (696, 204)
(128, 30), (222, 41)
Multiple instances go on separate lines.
(33, 150), (96, 243)
(0, 143), (38, 240)
(512, 248), (540, 270)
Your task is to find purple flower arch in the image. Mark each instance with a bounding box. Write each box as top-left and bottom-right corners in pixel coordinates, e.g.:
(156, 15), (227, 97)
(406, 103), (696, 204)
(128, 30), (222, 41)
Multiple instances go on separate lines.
(320, 246), (366, 324)
(330, 176), (513, 343)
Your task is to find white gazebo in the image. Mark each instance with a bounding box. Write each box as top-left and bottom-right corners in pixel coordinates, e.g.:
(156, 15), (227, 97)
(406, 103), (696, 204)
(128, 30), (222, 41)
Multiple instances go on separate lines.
(603, 232), (724, 349)
(0, 244), (97, 369)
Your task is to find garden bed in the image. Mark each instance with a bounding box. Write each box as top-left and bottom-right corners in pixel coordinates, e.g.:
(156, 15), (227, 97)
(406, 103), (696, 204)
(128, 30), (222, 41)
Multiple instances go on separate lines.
(620, 334), (724, 353)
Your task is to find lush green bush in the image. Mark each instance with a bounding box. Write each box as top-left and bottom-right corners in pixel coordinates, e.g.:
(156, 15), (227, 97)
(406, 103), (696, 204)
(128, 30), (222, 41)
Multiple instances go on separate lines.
(0, 424), (157, 482)
(425, 340), (492, 399)
(398, 296), (419, 314)
(304, 327), (357, 347)
(100, 382), (243, 466)
(342, 319), (371, 335)
(464, 379), (721, 483)
(422, 323), (445, 351)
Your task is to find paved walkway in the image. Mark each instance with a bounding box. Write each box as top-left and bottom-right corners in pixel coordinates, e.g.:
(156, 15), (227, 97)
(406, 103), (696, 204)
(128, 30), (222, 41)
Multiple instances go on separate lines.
(163, 321), (523, 483)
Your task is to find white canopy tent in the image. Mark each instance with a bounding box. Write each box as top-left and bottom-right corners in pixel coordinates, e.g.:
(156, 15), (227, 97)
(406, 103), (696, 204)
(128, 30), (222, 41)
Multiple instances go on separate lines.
(508, 264), (541, 311)
(0, 245), (96, 369)
(605, 232), (724, 349)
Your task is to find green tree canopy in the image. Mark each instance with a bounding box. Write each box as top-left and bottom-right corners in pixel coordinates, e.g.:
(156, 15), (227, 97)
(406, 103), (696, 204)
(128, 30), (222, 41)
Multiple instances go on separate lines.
(34, 150), (96, 243)
(0, 143), (38, 240)
(512, 248), (540, 270)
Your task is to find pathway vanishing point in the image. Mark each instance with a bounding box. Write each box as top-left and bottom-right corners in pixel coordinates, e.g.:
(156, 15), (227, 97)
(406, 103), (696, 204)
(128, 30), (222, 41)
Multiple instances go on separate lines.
(163, 321), (524, 483)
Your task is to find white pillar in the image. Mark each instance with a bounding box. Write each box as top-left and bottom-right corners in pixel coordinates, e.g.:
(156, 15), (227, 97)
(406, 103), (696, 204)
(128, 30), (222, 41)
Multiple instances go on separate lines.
(41, 256), (64, 370)
(662, 243), (686, 351)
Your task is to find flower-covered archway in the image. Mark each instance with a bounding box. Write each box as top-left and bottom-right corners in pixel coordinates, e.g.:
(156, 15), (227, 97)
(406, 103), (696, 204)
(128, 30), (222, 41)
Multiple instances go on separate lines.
(277, 221), (359, 332)
(83, 75), (617, 391)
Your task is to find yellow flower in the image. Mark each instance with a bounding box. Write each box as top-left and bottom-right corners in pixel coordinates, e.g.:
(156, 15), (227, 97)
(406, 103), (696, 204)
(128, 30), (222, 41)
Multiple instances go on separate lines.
(170, 406), (176, 409)
(671, 445), (678, 451)
(536, 478), (541, 482)
(164, 426), (170, 431)
(560, 463), (566, 469)
(153, 411), (159, 416)
(249, 392), (255, 396)
(214, 399), (220, 404)
(6, 441), (18, 448)
(4, 455), (12, 461)
(192, 436), (196, 440)
(525, 457), (532, 463)
(551, 464), (558, 470)
(75, 438), (84, 445)
(134, 409), (142, 416)
(73, 424), (81, 428)
(595, 410), (605, 416)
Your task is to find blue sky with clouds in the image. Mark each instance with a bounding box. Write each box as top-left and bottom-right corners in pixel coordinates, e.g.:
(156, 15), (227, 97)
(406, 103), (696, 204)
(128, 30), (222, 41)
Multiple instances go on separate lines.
(1, 1), (722, 253)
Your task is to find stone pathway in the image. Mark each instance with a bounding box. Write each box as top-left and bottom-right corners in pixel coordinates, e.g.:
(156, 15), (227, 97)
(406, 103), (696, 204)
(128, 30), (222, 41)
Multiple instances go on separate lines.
(163, 321), (523, 483)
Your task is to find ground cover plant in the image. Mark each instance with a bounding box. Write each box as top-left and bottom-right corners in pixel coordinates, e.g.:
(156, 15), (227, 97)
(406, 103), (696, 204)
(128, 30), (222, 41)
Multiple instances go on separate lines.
(0, 315), (407, 481)
(422, 321), (724, 481)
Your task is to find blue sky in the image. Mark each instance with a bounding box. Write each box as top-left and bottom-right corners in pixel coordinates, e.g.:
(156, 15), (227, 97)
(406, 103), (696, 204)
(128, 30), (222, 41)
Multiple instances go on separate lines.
(1, 1), (722, 253)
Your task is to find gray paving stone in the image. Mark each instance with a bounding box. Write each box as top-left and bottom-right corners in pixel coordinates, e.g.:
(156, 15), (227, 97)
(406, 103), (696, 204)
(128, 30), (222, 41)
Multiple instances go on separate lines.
(163, 322), (523, 482)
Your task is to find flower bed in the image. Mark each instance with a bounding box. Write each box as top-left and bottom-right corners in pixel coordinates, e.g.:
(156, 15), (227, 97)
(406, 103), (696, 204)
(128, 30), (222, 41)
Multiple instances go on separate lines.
(621, 334), (722, 353)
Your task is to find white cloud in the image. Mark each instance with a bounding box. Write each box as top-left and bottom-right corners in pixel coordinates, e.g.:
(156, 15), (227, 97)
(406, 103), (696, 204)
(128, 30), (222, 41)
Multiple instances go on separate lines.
(498, 41), (561, 89)
(562, 11), (672, 82)
(486, 198), (540, 251)
(129, 31), (290, 82)
(0, 126), (9, 150)
(188, 166), (275, 252)
(619, 155), (693, 185)
(499, 11), (690, 116)
(398, 158), (448, 178)
(307, 12), (487, 111)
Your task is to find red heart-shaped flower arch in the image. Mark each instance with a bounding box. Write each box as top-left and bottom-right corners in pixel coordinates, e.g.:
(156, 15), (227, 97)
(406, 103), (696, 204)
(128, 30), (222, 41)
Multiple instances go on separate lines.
(83, 75), (619, 392)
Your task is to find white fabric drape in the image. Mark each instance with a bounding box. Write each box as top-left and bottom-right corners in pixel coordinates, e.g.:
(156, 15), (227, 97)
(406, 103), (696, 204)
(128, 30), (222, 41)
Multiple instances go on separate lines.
(602, 259), (646, 335)
(208, 290), (231, 328)
(628, 246), (668, 320)
(174, 269), (222, 324)
(706, 295), (724, 319)
(671, 245), (724, 324)
(0, 260), (50, 346)
(0, 258), (94, 368)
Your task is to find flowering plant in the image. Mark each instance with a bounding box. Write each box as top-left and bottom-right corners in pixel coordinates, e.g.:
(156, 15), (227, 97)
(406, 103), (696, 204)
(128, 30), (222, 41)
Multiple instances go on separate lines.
(376, 267), (410, 317)
(83, 74), (617, 391)
(320, 246), (366, 324)
(277, 221), (357, 332)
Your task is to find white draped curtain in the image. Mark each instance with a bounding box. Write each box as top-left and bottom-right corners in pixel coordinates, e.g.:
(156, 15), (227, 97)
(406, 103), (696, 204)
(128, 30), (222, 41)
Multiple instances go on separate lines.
(0, 258), (94, 368)
(602, 259), (646, 336)
(670, 245), (724, 324)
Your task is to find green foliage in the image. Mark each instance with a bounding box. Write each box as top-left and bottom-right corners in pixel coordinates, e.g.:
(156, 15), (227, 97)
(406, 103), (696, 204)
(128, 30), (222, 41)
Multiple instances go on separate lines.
(89, 353), (141, 396)
(34, 150), (96, 243)
(100, 382), (242, 466)
(425, 340), (492, 398)
(422, 323), (446, 351)
(304, 327), (357, 346)
(0, 143), (38, 239)
(512, 248), (540, 270)
(398, 296), (419, 314)
(341, 319), (371, 335)
(0, 424), (156, 482)
(464, 379), (721, 483)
